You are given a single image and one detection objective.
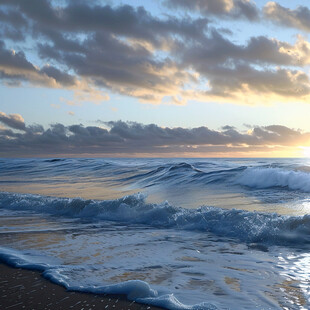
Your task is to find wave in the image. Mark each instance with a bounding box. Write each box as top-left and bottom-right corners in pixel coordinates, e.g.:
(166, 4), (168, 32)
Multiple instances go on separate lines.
(1, 192), (310, 248)
(236, 167), (310, 192)
(127, 163), (310, 193)
(116, 161), (310, 193)
(44, 158), (66, 162)
(168, 162), (202, 172)
(118, 162), (245, 188)
(0, 246), (218, 310)
(4, 158), (310, 195)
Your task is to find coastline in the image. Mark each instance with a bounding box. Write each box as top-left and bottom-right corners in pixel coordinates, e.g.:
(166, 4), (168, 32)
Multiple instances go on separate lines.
(0, 263), (164, 310)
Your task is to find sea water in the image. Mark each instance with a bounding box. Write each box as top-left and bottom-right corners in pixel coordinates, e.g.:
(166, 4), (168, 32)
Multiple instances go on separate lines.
(0, 158), (309, 309)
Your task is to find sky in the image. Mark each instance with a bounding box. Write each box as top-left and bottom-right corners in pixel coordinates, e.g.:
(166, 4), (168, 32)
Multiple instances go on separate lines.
(1, 0), (310, 157)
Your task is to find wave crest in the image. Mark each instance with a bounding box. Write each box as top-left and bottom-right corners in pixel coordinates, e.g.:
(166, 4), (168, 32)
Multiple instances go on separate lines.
(236, 167), (310, 192)
(1, 192), (310, 247)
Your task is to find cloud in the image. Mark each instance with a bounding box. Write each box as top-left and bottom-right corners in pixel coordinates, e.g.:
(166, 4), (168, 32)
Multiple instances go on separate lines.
(0, 114), (309, 156)
(60, 84), (110, 106)
(0, 40), (77, 88)
(40, 65), (76, 87)
(1, 1), (207, 104)
(0, 7), (29, 41)
(0, 111), (26, 131)
(37, 30), (195, 104)
(1, 0), (310, 106)
(34, 24), (310, 104)
(178, 30), (310, 104)
(264, 2), (310, 32)
(4, 1), (208, 43)
(185, 65), (310, 105)
(0, 39), (109, 104)
(51, 104), (60, 109)
(164, 0), (259, 21)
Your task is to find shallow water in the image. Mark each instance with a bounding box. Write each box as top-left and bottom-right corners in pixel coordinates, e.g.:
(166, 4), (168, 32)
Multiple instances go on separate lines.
(0, 158), (310, 309)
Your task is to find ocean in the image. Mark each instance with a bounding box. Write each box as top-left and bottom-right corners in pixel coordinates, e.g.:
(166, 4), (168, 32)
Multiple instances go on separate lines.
(0, 158), (309, 309)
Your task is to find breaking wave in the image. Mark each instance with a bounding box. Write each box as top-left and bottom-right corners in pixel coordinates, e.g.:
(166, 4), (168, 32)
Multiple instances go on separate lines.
(236, 167), (310, 192)
(1, 192), (309, 247)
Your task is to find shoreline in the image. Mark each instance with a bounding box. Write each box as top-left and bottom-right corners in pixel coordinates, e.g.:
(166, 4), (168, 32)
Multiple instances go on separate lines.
(0, 263), (164, 310)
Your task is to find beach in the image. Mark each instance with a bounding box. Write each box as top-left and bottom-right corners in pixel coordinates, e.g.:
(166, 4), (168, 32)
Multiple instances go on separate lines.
(0, 263), (163, 310)
(0, 158), (309, 309)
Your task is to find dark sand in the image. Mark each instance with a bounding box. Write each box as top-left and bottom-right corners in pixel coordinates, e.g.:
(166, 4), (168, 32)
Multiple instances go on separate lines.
(0, 263), (164, 310)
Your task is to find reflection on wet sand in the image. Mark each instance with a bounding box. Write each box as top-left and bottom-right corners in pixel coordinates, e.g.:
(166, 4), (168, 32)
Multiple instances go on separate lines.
(224, 277), (241, 292)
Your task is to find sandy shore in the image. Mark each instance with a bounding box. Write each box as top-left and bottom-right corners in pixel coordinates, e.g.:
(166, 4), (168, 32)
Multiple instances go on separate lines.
(0, 263), (164, 310)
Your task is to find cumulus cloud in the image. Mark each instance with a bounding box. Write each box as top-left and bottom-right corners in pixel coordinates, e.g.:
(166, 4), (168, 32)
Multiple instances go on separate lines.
(185, 65), (310, 105)
(0, 40), (77, 88)
(0, 0), (310, 105)
(0, 0), (207, 104)
(3, 1), (208, 44)
(0, 39), (108, 104)
(0, 114), (309, 156)
(179, 31), (310, 69)
(264, 2), (310, 32)
(0, 111), (26, 131)
(165, 0), (259, 21)
(174, 29), (310, 104)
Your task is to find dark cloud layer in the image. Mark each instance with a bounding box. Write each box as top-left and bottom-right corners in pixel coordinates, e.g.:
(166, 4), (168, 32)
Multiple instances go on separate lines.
(0, 112), (308, 156)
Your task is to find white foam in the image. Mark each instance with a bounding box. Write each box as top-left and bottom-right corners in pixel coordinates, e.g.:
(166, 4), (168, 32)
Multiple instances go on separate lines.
(0, 197), (308, 309)
(236, 167), (310, 192)
(0, 245), (219, 310)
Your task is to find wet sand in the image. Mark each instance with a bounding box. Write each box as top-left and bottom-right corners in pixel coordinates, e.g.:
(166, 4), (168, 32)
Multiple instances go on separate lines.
(0, 263), (164, 310)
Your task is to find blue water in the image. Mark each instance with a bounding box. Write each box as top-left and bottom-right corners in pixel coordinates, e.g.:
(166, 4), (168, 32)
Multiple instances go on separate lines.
(0, 158), (310, 309)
